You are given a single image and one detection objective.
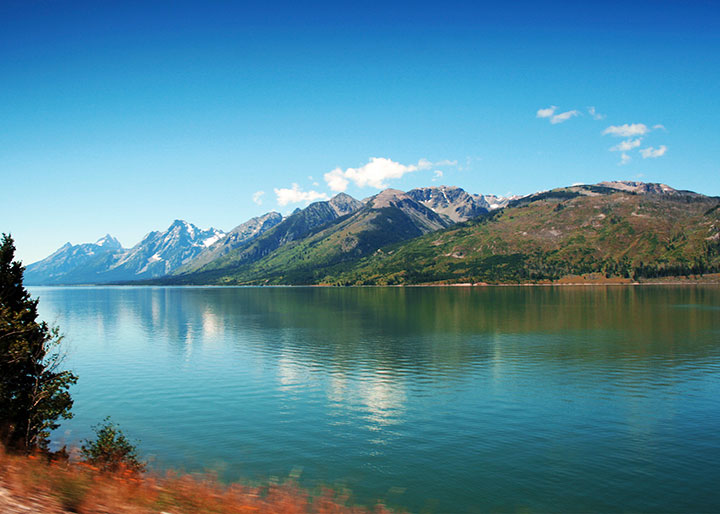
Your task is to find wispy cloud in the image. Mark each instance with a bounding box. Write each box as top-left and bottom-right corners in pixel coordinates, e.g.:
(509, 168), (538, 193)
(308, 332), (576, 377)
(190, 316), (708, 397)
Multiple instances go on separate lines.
(432, 170), (444, 182)
(550, 110), (579, 124)
(602, 122), (667, 163)
(324, 157), (435, 192)
(252, 191), (265, 205)
(610, 138), (642, 152)
(536, 105), (579, 124)
(640, 145), (667, 159)
(274, 184), (329, 206)
(603, 123), (650, 137)
(588, 106), (605, 120)
(537, 106), (557, 119)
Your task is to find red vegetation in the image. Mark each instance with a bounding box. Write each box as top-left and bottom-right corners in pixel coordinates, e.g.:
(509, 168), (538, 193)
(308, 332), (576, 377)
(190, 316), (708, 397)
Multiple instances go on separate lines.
(0, 448), (395, 513)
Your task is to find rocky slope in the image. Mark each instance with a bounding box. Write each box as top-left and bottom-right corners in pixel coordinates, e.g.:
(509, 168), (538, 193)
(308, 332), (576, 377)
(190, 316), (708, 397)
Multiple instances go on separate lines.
(109, 220), (224, 279)
(176, 211), (282, 273)
(324, 183), (720, 285)
(29, 181), (717, 287)
(407, 185), (490, 222)
(174, 193), (364, 277)
(25, 221), (224, 285)
(24, 235), (123, 285)
(167, 189), (455, 284)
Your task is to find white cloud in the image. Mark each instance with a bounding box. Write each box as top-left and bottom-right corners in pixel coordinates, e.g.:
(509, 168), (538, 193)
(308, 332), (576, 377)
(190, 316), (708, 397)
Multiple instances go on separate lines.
(603, 123), (650, 137)
(537, 106), (556, 119)
(274, 184), (329, 206)
(610, 138), (643, 152)
(550, 110), (580, 124)
(324, 170), (349, 192)
(537, 105), (580, 124)
(640, 145), (667, 159)
(432, 170), (444, 182)
(434, 159), (458, 166)
(653, 124), (666, 131)
(252, 191), (265, 205)
(324, 157), (434, 192)
(588, 106), (605, 120)
(619, 153), (632, 166)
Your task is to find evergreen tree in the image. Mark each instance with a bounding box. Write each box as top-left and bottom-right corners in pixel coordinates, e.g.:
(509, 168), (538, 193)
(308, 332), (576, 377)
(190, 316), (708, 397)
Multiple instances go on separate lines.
(0, 233), (77, 451)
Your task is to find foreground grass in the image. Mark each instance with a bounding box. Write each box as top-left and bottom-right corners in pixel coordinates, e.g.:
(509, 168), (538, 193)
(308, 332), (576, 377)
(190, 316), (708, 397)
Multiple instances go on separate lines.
(0, 449), (395, 514)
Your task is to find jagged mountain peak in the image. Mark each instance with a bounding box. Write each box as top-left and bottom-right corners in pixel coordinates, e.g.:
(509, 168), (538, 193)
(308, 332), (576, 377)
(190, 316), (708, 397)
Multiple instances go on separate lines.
(368, 188), (410, 208)
(95, 234), (122, 249)
(328, 192), (363, 216)
(168, 219), (195, 233)
(173, 211), (284, 274)
(110, 220), (226, 277)
(406, 185), (490, 222)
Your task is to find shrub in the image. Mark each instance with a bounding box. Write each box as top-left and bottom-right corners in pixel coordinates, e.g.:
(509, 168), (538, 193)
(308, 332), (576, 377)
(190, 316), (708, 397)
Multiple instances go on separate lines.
(81, 417), (146, 474)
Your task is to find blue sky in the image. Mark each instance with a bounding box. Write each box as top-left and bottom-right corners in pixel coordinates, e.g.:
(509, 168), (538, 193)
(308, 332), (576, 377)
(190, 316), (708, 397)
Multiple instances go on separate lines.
(2, 0), (719, 264)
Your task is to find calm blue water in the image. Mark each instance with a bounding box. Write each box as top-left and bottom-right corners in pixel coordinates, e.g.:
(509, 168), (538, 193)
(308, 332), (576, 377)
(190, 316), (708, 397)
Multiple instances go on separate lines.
(31, 286), (720, 513)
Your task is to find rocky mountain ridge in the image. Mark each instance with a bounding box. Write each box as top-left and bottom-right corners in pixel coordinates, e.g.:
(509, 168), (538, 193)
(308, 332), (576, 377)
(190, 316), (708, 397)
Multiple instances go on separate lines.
(25, 221), (224, 285)
(25, 181), (710, 286)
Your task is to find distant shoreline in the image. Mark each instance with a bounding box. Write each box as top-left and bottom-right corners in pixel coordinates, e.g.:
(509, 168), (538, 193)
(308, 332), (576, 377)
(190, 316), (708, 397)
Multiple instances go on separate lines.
(27, 274), (720, 288)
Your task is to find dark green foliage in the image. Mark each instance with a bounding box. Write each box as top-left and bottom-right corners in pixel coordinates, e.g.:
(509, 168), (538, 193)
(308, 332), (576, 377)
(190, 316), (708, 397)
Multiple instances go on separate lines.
(81, 417), (145, 474)
(508, 189), (580, 208)
(0, 234), (77, 450)
(580, 185), (627, 195)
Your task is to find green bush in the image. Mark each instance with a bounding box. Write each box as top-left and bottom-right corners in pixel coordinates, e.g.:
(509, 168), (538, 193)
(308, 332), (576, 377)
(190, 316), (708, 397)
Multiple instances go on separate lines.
(81, 417), (145, 474)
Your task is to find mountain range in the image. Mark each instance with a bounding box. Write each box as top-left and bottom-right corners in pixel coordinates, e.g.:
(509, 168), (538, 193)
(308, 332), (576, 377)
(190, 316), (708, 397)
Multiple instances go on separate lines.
(24, 221), (225, 285)
(23, 182), (720, 285)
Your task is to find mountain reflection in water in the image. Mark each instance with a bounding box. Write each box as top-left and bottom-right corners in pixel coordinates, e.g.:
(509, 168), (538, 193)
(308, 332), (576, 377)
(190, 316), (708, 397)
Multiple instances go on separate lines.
(32, 285), (720, 513)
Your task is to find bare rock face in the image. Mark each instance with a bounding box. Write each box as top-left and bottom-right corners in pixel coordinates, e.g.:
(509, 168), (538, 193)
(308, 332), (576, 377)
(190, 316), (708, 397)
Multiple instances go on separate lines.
(328, 192), (364, 217)
(180, 212), (283, 271)
(25, 221), (225, 284)
(111, 220), (225, 277)
(597, 181), (677, 195)
(367, 189), (452, 233)
(407, 186), (490, 222)
(24, 235), (123, 285)
(185, 193), (365, 272)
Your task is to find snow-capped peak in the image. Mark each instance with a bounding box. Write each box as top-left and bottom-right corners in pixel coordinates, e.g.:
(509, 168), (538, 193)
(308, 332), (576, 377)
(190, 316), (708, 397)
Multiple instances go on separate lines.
(95, 234), (122, 249)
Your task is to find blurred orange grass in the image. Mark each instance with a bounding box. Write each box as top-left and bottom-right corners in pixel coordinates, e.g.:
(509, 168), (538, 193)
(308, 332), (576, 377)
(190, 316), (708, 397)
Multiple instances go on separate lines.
(0, 447), (395, 513)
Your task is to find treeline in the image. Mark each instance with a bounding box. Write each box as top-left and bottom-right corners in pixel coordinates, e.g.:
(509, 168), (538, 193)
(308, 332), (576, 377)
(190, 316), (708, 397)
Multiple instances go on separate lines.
(327, 240), (720, 285)
(632, 240), (720, 279)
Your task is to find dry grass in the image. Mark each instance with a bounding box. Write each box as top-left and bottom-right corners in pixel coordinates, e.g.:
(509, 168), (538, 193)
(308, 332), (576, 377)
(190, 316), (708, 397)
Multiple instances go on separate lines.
(0, 448), (394, 514)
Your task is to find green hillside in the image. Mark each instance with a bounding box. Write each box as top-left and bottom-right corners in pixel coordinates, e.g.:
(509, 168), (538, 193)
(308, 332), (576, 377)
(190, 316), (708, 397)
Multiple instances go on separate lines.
(322, 185), (720, 285)
(161, 184), (720, 286)
(167, 189), (451, 285)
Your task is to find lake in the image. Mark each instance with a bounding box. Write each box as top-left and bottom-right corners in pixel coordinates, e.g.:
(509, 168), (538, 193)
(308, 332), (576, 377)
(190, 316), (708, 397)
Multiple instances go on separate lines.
(31, 285), (720, 513)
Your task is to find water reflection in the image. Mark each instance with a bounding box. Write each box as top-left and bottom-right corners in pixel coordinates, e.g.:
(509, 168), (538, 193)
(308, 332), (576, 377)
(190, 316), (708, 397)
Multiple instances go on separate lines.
(30, 285), (720, 513)
(34, 285), (720, 360)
